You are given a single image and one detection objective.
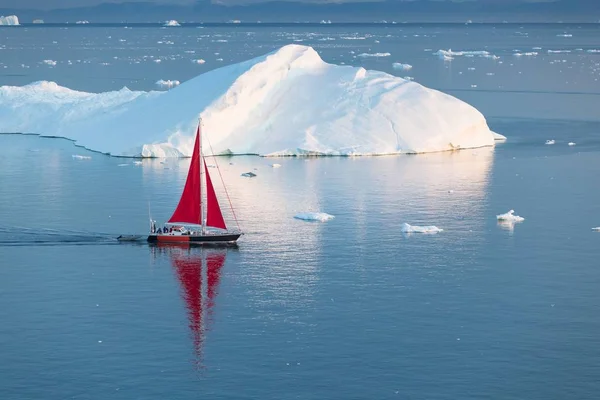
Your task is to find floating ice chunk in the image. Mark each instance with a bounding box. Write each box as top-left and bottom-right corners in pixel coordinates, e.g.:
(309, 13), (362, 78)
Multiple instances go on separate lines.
(155, 79), (180, 89)
(557, 34), (572, 37)
(568, 142), (576, 146)
(42, 60), (57, 66)
(153, 59), (162, 63)
(358, 52), (391, 58)
(587, 50), (600, 53)
(164, 20), (180, 27)
(271, 163), (282, 168)
(294, 212), (335, 222)
(320, 20), (332, 24)
(117, 163), (129, 166)
(592, 227), (600, 232)
(545, 139), (555, 145)
(241, 172), (256, 177)
(401, 223), (443, 234)
(72, 154), (91, 160)
(514, 52), (538, 56)
(192, 59), (206, 64)
(76, 20), (89, 24)
(133, 161), (143, 165)
(548, 50), (571, 54)
(0, 15), (19, 26)
(392, 63), (412, 71)
(435, 49), (496, 59)
(496, 210), (524, 222)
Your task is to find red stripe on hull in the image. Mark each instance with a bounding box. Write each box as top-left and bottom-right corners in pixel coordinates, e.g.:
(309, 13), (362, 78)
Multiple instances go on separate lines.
(155, 235), (191, 243)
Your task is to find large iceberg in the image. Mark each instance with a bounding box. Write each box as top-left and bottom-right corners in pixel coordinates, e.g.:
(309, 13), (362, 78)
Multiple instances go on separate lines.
(0, 15), (19, 25)
(0, 45), (499, 157)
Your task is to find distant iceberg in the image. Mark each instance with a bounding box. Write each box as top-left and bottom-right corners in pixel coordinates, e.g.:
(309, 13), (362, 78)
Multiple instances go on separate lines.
(294, 212), (335, 222)
(0, 45), (500, 158)
(496, 210), (524, 223)
(163, 20), (180, 27)
(401, 223), (443, 234)
(0, 15), (19, 26)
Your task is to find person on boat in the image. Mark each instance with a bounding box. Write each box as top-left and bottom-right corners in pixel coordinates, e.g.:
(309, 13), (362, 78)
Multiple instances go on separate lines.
(157, 227), (162, 234)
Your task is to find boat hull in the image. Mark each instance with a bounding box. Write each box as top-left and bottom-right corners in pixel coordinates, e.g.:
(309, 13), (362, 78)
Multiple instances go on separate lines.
(147, 233), (241, 244)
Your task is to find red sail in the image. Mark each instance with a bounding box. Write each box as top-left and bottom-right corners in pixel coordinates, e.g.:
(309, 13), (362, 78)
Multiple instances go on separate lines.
(168, 127), (201, 225)
(204, 160), (227, 230)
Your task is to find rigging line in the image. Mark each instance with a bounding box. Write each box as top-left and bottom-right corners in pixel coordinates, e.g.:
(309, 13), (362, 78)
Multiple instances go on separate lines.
(203, 125), (242, 232)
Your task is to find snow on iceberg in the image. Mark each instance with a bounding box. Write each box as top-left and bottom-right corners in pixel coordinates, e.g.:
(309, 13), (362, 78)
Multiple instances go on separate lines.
(496, 210), (524, 222)
(0, 45), (499, 157)
(0, 15), (19, 26)
(294, 212), (335, 222)
(401, 223), (443, 234)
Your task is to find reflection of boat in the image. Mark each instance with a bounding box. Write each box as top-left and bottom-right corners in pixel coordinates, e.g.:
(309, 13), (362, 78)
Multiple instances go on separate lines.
(152, 243), (229, 363)
(147, 119), (242, 244)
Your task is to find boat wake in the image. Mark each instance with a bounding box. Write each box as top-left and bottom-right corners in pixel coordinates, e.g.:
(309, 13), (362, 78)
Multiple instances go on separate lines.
(0, 227), (138, 246)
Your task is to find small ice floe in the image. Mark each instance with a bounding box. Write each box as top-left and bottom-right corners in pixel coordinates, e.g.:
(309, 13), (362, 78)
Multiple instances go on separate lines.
(592, 227), (600, 232)
(392, 62), (412, 71)
(401, 223), (443, 234)
(192, 59), (206, 64)
(133, 161), (143, 165)
(153, 59), (162, 63)
(42, 59), (57, 66)
(72, 154), (91, 160)
(357, 52), (391, 58)
(155, 79), (180, 89)
(271, 163), (282, 168)
(164, 20), (180, 27)
(241, 172), (256, 177)
(545, 139), (556, 145)
(496, 210), (524, 223)
(557, 33), (573, 37)
(568, 142), (576, 146)
(117, 163), (129, 167)
(294, 212), (335, 222)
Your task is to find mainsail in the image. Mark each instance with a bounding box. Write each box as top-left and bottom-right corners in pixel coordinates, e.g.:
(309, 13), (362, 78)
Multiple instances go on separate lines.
(168, 126), (201, 225)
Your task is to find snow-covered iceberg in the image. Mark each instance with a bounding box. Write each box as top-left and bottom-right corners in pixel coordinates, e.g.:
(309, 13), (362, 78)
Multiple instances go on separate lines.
(0, 15), (19, 26)
(0, 44), (499, 157)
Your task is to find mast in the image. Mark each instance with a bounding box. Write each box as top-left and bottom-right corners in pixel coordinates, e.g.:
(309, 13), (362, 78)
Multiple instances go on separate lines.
(199, 117), (206, 235)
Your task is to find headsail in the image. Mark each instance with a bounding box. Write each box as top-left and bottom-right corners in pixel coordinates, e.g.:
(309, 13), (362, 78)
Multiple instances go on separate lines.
(204, 160), (227, 230)
(168, 126), (201, 225)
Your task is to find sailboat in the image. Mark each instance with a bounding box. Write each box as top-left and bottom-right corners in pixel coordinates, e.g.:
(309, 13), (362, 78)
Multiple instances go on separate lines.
(147, 119), (242, 244)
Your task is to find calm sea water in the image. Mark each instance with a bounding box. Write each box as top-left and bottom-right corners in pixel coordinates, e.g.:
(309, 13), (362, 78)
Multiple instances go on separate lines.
(1, 24), (600, 399)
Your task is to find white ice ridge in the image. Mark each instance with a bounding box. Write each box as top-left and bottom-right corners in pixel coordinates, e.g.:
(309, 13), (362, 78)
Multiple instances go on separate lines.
(0, 45), (500, 157)
(0, 15), (19, 25)
(294, 212), (335, 222)
(496, 210), (524, 222)
(401, 223), (443, 234)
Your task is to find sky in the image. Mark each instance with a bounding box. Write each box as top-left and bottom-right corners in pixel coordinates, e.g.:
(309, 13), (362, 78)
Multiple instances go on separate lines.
(0, 0), (584, 11)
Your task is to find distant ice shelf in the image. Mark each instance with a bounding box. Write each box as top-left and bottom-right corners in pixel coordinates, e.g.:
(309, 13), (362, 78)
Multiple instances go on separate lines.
(0, 45), (501, 158)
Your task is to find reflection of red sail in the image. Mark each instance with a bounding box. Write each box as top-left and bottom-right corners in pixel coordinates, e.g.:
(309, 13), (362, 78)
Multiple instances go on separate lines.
(171, 250), (204, 358)
(156, 244), (227, 364)
(206, 251), (226, 315)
